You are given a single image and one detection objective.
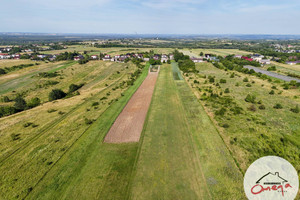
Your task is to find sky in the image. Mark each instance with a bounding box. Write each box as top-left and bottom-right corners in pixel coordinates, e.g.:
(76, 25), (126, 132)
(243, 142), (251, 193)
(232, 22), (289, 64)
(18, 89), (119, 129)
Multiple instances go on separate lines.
(1, 0), (300, 34)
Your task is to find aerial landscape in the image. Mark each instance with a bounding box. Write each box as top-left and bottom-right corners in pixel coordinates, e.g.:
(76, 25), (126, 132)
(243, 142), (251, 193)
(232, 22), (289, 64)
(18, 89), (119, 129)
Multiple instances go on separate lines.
(0, 0), (300, 199)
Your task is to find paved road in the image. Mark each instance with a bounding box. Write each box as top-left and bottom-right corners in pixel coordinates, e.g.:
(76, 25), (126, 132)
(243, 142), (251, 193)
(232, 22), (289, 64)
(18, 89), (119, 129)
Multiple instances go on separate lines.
(244, 65), (300, 83)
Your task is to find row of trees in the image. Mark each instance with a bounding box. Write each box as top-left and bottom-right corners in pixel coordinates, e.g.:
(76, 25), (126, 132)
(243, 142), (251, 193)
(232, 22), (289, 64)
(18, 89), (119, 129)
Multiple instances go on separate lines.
(173, 50), (196, 73)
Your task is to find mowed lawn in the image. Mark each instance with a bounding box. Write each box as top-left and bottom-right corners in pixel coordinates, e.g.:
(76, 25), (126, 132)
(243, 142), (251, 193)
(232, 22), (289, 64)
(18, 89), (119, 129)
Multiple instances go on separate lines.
(129, 64), (244, 199)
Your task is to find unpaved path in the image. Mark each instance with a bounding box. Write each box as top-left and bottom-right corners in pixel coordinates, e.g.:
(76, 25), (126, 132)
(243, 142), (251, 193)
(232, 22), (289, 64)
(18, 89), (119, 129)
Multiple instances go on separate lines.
(104, 67), (159, 143)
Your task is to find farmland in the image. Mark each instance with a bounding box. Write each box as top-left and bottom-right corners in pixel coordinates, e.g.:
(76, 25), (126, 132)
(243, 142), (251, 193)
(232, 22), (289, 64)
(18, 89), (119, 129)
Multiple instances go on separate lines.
(0, 47), (299, 199)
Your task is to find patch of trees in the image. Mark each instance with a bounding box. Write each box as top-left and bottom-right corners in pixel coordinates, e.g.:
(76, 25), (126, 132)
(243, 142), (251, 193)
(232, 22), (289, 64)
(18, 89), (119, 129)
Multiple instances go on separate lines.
(49, 89), (67, 101)
(38, 72), (59, 78)
(0, 95), (41, 118)
(55, 51), (80, 61)
(149, 58), (161, 65)
(0, 63), (37, 75)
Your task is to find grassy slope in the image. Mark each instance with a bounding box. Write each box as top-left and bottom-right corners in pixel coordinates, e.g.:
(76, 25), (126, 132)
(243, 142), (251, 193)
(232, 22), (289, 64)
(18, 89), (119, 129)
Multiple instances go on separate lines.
(188, 62), (300, 174)
(26, 64), (150, 199)
(129, 64), (244, 200)
(0, 61), (141, 199)
(179, 49), (251, 57)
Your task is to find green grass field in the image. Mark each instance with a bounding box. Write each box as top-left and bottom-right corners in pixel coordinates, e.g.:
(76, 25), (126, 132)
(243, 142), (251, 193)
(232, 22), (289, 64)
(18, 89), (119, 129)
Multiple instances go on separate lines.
(129, 64), (244, 199)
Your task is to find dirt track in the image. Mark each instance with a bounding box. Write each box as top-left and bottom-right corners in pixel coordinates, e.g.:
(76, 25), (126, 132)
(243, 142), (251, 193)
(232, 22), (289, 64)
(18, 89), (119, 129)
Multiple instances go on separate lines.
(104, 67), (159, 143)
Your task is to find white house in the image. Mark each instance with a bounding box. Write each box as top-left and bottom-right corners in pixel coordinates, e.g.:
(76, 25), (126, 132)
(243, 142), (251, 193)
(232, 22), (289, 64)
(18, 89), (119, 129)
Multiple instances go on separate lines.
(0, 53), (10, 59)
(260, 59), (271, 65)
(161, 54), (168, 63)
(102, 55), (111, 61)
(234, 55), (242, 59)
(190, 57), (204, 63)
(143, 57), (150, 62)
(91, 55), (98, 60)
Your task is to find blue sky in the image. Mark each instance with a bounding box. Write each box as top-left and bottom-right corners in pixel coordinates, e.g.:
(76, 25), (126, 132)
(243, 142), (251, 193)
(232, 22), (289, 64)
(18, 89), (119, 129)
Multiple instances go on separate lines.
(1, 0), (300, 34)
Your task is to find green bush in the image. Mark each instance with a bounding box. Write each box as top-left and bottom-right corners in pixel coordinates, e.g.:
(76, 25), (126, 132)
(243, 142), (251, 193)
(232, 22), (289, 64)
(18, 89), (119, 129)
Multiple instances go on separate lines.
(248, 104), (256, 112)
(224, 88), (230, 93)
(243, 77), (249, 82)
(11, 133), (20, 141)
(259, 105), (266, 110)
(273, 104), (283, 109)
(49, 89), (66, 101)
(290, 105), (299, 113)
(68, 83), (84, 93)
(245, 94), (256, 103)
(220, 79), (227, 83)
(92, 102), (99, 107)
(246, 83), (252, 87)
(27, 97), (41, 108)
(215, 107), (226, 116)
(269, 90), (275, 95)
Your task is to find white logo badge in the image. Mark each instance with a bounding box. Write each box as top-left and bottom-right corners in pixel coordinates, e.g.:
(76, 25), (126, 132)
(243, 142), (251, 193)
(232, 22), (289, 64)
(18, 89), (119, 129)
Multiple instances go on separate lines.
(244, 156), (299, 200)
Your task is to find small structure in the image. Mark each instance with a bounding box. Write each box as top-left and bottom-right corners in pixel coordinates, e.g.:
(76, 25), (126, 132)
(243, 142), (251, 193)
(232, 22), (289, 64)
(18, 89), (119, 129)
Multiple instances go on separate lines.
(74, 55), (84, 61)
(190, 57), (203, 63)
(161, 54), (168, 63)
(241, 56), (253, 61)
(91, 55), (98, 60)
(102, 55), (111, 61)
(286, 61), (300, 65)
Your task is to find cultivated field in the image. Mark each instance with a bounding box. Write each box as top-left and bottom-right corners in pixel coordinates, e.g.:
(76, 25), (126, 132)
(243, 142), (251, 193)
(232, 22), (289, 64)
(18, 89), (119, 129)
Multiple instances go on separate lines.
(104, 66), (159, 143)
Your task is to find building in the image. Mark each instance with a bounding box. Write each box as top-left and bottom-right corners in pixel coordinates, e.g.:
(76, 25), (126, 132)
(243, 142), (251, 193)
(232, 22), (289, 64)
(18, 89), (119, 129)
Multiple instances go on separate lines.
(161, 54), (168, 63)
(169, 54), (174, 60)
(0, 53), (10, 59)
(234, 55), (242, 59)
(102, 55), (111, 61)
(91, 55), (98, 60)
(74, 55), (84, 61)
(260, 59), (271, 65)
(143, 57), (150, 62)
(190, 57), (204, 63)
(241, 56), (253, 61)
(286, 61), (300, 65)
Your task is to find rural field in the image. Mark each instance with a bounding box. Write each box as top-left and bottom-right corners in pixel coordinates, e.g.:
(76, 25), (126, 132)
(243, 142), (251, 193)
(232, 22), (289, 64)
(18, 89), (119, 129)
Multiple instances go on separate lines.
(0, 48), (299, 199)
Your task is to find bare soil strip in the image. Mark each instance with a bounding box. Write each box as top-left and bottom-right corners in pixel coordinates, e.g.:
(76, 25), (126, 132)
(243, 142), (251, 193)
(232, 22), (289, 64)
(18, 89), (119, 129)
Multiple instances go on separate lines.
(104, 68), (159, 143)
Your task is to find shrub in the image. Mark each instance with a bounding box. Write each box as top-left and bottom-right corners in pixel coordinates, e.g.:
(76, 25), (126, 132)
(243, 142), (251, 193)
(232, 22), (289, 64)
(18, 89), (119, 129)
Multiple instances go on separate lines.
(243, 77), (249, 82)
(49, 89), (66, 101)
(209, 77), (215, 83)
(290, 105), (299, 113)
(27, 97), (41, 108)
(220, 79), (227, 83)
(230, 73), (235, 78)
(58, 111), (65, 115)
(14, 96), (27, 111)
(246, 83), (252, 87)
(224, 88), (230, 93)
(259, 105), (266, 110)
(222, 123), (229, 128)
(245, 94), (256, 103)
(215, 107), (226, 116)
(269, 90), (275, 95)
(193, 80), (199, 84)
(0, 68), (6, 75)
(273, 104), (283, 109)
(271, 86), (277, 89)
(84, 118), (94, 125)
(235, 82), (240, 87)
(2, 96), (10, 102)
(11, 133), (20, 141)
(68, 83), (84, 93)
(23, 122), (33, 127)
(47, 109), (57, 113)
(248, 104), (256, 112)
(92, 102), (99, 107)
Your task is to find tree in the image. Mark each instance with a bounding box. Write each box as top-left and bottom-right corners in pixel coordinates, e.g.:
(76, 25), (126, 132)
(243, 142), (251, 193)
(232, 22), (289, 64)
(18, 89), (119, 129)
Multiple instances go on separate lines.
(290, 105), (299, 113)
(200, 52), (204, 56)
(178, 59), (195, 73)
(49, 89), (66, 101)
(14, 96), (27, 111)
(27, 97), (41, 108)
(0, 68), (6, 75)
